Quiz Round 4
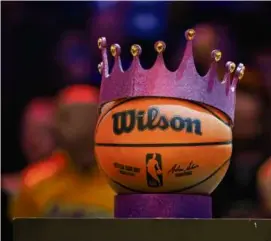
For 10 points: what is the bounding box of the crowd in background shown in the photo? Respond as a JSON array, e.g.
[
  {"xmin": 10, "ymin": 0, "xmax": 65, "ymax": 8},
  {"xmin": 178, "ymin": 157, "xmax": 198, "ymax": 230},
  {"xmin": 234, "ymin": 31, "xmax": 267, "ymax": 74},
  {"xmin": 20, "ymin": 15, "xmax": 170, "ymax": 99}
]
[{"xmin": 2, "ymin": 1, "xmax": 271, "ymax": 240}]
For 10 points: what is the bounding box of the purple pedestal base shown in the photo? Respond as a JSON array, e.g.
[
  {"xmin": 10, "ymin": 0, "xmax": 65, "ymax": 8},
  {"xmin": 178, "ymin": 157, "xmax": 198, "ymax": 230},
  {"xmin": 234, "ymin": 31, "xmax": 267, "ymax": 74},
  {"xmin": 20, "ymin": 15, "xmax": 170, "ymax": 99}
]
[{"xmin": 115, "ymin": 194, "xmax": 212, "ymax": 218}]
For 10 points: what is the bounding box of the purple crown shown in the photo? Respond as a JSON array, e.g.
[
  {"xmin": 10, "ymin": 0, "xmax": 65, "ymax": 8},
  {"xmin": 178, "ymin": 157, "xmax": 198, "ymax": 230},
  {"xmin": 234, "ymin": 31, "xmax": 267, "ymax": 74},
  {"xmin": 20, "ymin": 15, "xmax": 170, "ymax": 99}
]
[{"xmin": 97, "ymin": 29, "xmax": 245, "ymax": 124}]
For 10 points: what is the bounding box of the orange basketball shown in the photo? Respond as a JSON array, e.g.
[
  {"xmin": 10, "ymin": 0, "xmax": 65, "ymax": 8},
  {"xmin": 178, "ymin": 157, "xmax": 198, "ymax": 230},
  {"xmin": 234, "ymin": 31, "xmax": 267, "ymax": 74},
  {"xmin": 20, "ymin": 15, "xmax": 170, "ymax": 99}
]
[{"xmin": 95, "ymin": 97, "xmax": 232, "ymax": 194}]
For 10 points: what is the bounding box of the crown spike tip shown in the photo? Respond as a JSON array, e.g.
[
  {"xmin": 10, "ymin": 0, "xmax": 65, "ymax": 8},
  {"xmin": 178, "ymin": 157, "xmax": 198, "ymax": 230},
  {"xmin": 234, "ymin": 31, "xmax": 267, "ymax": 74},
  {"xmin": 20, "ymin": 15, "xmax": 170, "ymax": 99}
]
[
  {"xmin": 206, "ymin": 49, "xmax": 222, "ymax": 92},
  {"xmin": 131, "ymin": 44, "xmax": 142, "ymax": 57},
  {"xmin": 211, "ymin": 49, "xmax": 222, "ymax": 62},
  {"xmin": 110, "ymin": 44, "xmax": 121, "ymax": 57},
  {"xmin": 224, "ymin": 61, "xmax": 236, "ymax": 95},
  {"xmin": 98, "ymin": 37, "xmax": 109, "ymax": 76},
  {"xmin": 231, "ymin": 63, "xmax": 245, "ymax": 90},
  {"xmin": 185, "ymin": 29, "xmax": 196, "ymax": 41},
  {"xmin": 235, "ymin": 63, "xmax": 245, "ymax": 80},
  {"xmin": 154, "ymin": 41, "xmax": 166, "ymax": 54},
  {"xmin": 97, "ymin": 37, "xmax": 107, "ymax": 50},
  {"xmin": 236, "ymin": 63, "xmax": 245, "ymax": 80},
  {"xmin": 110, "ymin": 43, "xmax": 123, "ymax": 72},
  {"xmin": 226, "ymin": 61, "xmax": 236, "ymax": 74}
]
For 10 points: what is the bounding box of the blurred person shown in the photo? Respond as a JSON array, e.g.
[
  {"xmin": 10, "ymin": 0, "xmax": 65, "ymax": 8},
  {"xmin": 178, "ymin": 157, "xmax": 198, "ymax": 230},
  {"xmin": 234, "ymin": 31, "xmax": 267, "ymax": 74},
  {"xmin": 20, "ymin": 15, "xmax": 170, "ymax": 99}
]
[
  {"xmin": 2, "ymin": 98, "xmax": 56, "ymax": 196},
  {"xmin": 169, "ymin": 22, "xmax": 240, "ymax": 91},
  {"xmin": 234, "ymin": 82, "xmax": 262, "ymax": 140},
  {"xmin": 193, "ymin": 24, "xmax": 221, "ymax": 75},
  {"xmin": 233, "ymin": 71, "xmax": 270, "ymax": 196},
  {"xmin": 195, "ymin": 24, "xmax": 235, "ymax": 70},
  {"xmin": 11, "ymin": 85, "xmax": 115, "ymax": 218},
  {"xmin": 171, "ymin": 23, "xmax": 234, "ymax": 77},
  {"xmin": 213, "ymin": 69, "xmax": 270, "ymax": 217},
  {"xmin": 21, "ymin": 98, "xmax": 57, "ymax": 163}
]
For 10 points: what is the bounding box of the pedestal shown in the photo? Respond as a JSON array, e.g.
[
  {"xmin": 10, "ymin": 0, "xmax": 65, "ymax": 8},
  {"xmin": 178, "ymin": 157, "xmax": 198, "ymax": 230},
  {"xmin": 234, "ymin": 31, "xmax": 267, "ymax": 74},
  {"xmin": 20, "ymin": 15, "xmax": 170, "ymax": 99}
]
[{"xmin": 114, "ymin": 194, "xmax": 212, "ymax": 218}]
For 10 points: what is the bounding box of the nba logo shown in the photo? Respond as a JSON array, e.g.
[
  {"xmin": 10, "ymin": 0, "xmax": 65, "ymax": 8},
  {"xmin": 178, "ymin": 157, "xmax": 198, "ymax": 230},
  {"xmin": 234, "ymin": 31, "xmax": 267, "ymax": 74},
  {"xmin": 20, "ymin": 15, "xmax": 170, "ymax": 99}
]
[{"xmin": 146, "ymin": 153, "xmax": 163, "ymax": 187}]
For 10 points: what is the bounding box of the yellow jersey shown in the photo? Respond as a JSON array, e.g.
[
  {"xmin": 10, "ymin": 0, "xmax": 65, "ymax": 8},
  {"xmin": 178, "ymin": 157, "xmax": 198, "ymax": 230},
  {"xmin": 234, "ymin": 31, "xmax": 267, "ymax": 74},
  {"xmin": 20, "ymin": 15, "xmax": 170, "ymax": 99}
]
[{"xmin": 11, "ymin": 151, "xmax": 115, "ymax": 218}]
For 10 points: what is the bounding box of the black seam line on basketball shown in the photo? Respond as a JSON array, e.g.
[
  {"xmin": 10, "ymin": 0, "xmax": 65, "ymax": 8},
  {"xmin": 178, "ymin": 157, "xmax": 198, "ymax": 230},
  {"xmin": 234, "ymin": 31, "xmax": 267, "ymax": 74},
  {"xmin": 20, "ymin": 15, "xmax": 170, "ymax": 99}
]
[
  {"xmin": 95, "ymin": 141, "xmax": 232, "ymax": 147},
  {"xmin": 101, "ymin": 158, "xmax": 230, "ymax": 194},
  {"xmin": 194, "ymin": 102, "xmax": 231, "ymax": 128}
]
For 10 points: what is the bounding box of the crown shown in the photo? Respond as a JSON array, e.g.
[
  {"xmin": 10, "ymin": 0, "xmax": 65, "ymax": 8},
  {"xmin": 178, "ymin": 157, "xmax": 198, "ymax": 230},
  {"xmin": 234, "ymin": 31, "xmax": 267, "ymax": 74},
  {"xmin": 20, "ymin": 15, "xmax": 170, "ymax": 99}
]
[{"xmin": 97, "ymin": 29, "xmax": 245, "ymax": 124}]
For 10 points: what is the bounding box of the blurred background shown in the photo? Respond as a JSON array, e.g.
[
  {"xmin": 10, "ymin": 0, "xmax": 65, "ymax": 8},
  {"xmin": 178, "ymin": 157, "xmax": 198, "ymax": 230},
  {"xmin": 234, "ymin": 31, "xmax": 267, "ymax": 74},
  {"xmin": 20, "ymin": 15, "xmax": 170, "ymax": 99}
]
[{"xmin": 2, "ymin": 1, "xmax": 271, "ymax": 238}]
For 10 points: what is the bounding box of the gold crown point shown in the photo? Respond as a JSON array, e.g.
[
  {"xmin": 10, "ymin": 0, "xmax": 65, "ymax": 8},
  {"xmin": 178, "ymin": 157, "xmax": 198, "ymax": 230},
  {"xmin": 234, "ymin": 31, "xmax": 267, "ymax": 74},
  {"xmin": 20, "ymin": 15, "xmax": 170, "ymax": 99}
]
[
  {"xmin": 226, "ymin": 61, "xmax": 236, "ymax": 73},
  {"xmin": 154, "ymin": 41, "xmax": 166, "ymax": 53},
  {"xmin": 97, "ymin": 38, "xmax": 102, "ymax": 49},
  {"xmin": 110, "ymin": 44, "xmax": 117, "ymax": 57},
  {"xmin": 237, "ymin": 64, "xmax": 245, "ymax": 80},
  {"xmin": 98, "ymin": 62, "xmax": 103, "ymax": 74},
  {"xmin": 185, "ymin": 29, "xmax": 196, "ymax": 40},
  {"xmin": 131, "ymin": 44, "xmax": 141, "ymax": 57},
  {"xmin": 97, "ymin": 37, "xmax": 106, "ymax": 50},
  {"xmin": 211, "ymin": 50, "xmax": 222, "ymax": 62}
]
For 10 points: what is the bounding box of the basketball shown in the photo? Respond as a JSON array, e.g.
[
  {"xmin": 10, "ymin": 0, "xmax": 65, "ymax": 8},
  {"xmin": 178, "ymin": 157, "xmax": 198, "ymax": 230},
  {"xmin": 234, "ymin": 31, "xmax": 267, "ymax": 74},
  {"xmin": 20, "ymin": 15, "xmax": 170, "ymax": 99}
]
[{"xmin": 95, "ymin": 97, "xmax": 232, "ymax": 194}]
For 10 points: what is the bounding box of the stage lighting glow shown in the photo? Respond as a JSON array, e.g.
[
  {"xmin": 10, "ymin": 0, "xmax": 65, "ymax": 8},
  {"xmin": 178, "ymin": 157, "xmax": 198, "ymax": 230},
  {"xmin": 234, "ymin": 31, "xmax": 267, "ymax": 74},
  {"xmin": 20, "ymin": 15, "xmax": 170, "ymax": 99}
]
[{"xmin": 132, "ymin": 13, "xmax": 158, "ymax": 31}]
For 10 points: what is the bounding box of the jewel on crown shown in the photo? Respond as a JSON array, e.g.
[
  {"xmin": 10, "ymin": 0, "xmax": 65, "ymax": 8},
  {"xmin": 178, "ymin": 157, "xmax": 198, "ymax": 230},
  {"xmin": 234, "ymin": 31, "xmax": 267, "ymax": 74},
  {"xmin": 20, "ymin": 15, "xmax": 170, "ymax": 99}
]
[{"xmin": 97, "ymin": 29, "xmax": 245, "ymax": 125}]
